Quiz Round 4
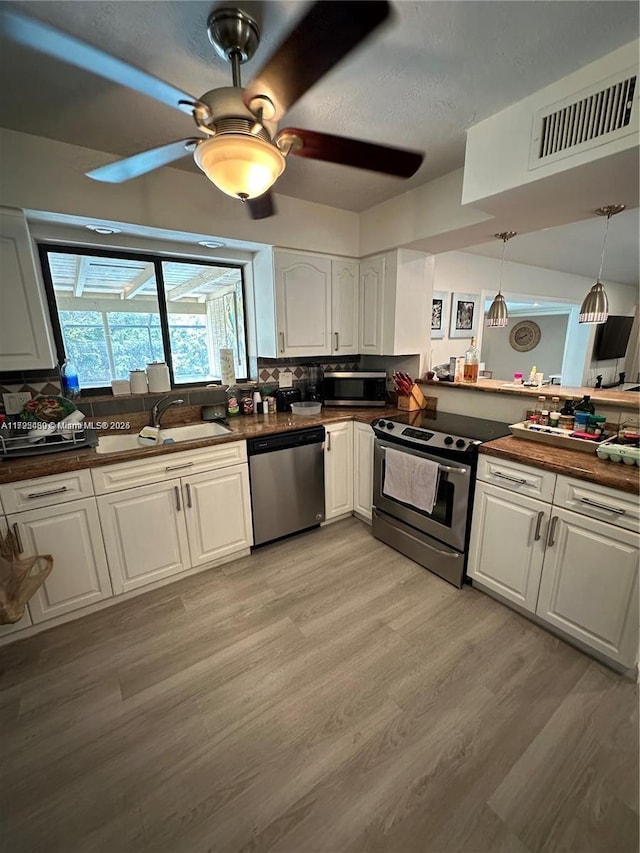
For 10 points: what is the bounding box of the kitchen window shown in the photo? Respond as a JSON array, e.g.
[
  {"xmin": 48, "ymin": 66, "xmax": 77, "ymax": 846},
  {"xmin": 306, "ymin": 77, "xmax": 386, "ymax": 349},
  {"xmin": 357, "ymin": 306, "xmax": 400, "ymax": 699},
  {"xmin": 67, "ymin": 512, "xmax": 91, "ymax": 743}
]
[{"xmin": 38, "ymin": 245, "xmax": 248, "ymax": 391}]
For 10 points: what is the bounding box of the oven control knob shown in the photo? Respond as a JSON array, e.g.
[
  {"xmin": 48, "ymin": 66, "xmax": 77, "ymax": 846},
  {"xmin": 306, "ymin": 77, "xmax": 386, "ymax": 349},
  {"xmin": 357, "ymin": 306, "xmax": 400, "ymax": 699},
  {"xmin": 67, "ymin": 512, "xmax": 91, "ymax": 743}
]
[
  {"xmin": 444, "ymin": 436, "xmax": 454, "ymax": 445},
  {"xmin": 456, "ymin": 438, "xmax": 466, "ymax": 448},
  {"xmin": 377, "ymin": 419, "xmax": 386, "ymax": 428},
  {"xmin": 386, "ymin": 422, "xmax": 394, "ymax": 430}
]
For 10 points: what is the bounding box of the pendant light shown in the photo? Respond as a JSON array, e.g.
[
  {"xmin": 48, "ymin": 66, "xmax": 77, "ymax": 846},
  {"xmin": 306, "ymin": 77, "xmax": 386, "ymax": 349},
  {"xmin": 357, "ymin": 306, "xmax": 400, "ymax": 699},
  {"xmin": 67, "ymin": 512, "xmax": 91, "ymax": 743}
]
[
  {"xmin": 486, "ymin": 231, "xmax": 517, "ymax": 328},
  {"xmin": 579, "ymin": 204, "xmax": 625, "ymax": 324}
]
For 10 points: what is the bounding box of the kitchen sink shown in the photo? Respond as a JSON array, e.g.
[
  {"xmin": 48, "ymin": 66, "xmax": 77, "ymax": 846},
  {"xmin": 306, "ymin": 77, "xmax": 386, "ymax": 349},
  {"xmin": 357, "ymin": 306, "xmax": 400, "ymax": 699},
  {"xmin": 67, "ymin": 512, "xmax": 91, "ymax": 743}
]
[{"xmin": 95, "ymin": 421, "xmax": 232, "ymax": 454}]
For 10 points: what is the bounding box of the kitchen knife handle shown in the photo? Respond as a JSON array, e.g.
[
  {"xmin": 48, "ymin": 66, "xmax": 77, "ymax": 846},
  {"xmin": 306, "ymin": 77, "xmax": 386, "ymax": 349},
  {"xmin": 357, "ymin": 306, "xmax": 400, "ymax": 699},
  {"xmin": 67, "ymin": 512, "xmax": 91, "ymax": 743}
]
[
  {"xmin": 279, "ymin": 331, "xmax": 285, "ymax": 354},
  {"xmin": 534, "ymin": 510, "xmax": 544, "ymax": 542},
  {"xmin": 334, "ymin": 332, "xmax": 339, "ymax": 351},
  {"xmin": 547, "ymin": 515, "xmax": 558, "ymax": 547},
  {"xmin": 12, "ymin": 523, "xmax": 24, "ymax": 554},
  {"xmin": 174, "ymin": 485, "xmax": 182, "ymax": 512}
]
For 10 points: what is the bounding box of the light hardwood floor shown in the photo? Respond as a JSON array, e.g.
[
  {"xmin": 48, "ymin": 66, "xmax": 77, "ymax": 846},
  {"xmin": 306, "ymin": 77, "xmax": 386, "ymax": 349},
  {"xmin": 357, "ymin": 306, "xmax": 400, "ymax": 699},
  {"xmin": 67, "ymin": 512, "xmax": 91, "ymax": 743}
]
[{"xmin": 0, "ymin": 518, "xmax": 637, "ymax": 853}]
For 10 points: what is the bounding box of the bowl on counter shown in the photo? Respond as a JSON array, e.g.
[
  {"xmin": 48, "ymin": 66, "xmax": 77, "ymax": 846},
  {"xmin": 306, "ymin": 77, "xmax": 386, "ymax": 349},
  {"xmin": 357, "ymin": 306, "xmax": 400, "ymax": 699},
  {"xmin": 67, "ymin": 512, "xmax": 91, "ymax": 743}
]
[{"xmin": 290, "ymin": 401, "xmax": 322, "ymax": 417}]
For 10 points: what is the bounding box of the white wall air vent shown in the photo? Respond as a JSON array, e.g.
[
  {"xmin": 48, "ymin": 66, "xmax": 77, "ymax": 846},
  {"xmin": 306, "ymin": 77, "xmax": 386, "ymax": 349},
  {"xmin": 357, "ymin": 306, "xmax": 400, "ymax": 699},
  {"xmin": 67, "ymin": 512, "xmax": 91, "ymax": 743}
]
[{"xmin": 529, "ymin": 67, "xmax": 638, "ymax": 170}]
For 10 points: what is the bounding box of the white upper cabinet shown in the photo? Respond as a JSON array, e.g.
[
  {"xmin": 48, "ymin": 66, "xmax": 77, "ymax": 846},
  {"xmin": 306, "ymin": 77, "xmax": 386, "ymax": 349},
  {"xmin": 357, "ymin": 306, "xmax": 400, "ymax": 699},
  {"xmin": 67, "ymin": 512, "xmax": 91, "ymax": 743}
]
[
  {"xmin": 331, "ymin": 259, "xmax": 359, "ymax": 356},
  {"xmin": 359, "ymin": 249, "xmax": 431, "ymax": 355},
  {"xmin": 0, "ymin": 208, "xmax": 56, "ymax": 371},
  {"xmin": 274, "ymin": 250, "xmax": 332, "ymax": 357}
]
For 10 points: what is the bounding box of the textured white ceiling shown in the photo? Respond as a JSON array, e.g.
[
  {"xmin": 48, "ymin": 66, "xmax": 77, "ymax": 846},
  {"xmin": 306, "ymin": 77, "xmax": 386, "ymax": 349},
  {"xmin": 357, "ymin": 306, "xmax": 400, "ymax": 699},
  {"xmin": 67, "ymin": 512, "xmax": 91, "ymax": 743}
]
[
  {"xmin": 1, "ymin": 0, "xmax": 638, "ymax": 211},
  {"xmin": 465, "ymin": 207, "xmax": 640, "ymax": 287}
]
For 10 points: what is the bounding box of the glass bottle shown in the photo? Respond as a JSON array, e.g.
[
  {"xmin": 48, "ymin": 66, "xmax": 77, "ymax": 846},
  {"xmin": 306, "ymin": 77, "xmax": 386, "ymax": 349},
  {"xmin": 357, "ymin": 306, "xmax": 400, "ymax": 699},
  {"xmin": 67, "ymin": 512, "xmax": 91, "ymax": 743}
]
[
  {"xmin": 535, "ymin": 395, "xmax": 547, "ymax": 425},
  {"xmin": 575, "ymin": 395, "xmax": 596, "ymax": 415},
  {"xmin": 463, "ymin": 337, "xmax": 480, "ymax": 383},
  {"xmin": 226, "ymin": 385, "xmax": 240, "ymax": 417},
  {"xmin": 549, "ymin": 397, "xmax": 561, "ymax": 427},
  {"xmin": 560, "ymin": 397, "xmax": 575, "ymax": 416},
  {"xmin": 60, "ymin": 359, "xmax": 80, "ymax": 399}
]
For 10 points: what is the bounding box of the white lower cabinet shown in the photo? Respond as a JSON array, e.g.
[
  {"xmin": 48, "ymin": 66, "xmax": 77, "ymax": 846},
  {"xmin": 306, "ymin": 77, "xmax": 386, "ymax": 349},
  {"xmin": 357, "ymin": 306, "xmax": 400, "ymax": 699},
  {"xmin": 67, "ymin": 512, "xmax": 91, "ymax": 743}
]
[
  {"xmin": 324, "ymin": 421, "xmax": 354, "ymax": 520},
  {"xmin": 353, "ymin": 422, "xmax": 374, "ymax": 522},
  {"xmin": 97, "ymin": 458, "xmax": 253, "ymax": 593},
  {"xmin": 536, "ymin": 507, "xmax": 638, "ymax": 666},
  {"xmin": 469, "ymin": 459, "xmax": 639, "ymax": 669},
  {"xmin": 97, "ymin": 480, "xmax": 191, "ymax": 594},
  {"xmin": 183, "ymin": 465, "xmax": 253, "ymax": 568},
  {"xmin": 8, "ymin": 498, "xmax": 112, "ymax": 623},
  {"xmin": 468, "ymin": 482, "xmax": 546, "ymax": 612}
]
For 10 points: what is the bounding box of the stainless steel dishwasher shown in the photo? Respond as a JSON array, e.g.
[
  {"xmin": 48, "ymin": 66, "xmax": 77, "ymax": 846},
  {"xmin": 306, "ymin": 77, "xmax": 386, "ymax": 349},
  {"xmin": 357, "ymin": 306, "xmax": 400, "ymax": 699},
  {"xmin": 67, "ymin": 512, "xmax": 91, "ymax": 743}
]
[{"xmin": 247, "ymin": 426, "xmax": 326, "ymax": 546}]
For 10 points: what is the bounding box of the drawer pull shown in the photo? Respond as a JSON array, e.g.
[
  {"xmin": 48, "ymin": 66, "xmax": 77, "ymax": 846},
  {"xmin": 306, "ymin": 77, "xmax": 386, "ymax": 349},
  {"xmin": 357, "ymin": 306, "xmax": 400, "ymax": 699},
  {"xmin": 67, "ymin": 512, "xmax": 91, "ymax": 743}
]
[
  {"xmin": 494, "ymin": 471, "xmax": 528, "ymax": 485},
  {"xmin": 27, "ymin": 486, "xmax": 68, "ymax": 499},
  {"xmin": 185, "ymin": 483, "xmax": 192, "ymax": 509},
  {"xmin": 579, "ymin": 497, "xmax": 626, "ymax": 516},
  {"xmin": 534, "ymin": 510, "xmax": 544, "ymax": 542},
  {"xmin": 547, "ymin": 515, "xmax": 558, "ymax": 547},
  {"xmin": 174, "ymin": 485, "xmax": 182, "ymax": 512},
  {"xmin": 165, "ymin": 462, "xmax": 194, "ymax": 472},
  {"xmin": 12, "ymin": 523, "xmax": 24, "ymax": 554}
]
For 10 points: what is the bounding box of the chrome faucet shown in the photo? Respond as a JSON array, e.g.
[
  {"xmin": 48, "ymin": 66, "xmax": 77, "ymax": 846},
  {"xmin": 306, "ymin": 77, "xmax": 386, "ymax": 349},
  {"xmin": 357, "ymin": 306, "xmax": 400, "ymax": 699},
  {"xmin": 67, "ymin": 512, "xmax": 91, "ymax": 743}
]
[{"xmin": 152, "ymin": 395, "xmax": 184, "ymax": 428}]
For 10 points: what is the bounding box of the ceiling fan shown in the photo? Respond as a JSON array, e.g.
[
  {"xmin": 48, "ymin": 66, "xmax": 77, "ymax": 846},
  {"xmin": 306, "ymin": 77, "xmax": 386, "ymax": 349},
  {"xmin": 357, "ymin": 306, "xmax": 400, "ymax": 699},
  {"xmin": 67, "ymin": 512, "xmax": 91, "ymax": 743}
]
[{"xmin": 0, "ymin": 1, "xmax": 424, "ymax": 220}]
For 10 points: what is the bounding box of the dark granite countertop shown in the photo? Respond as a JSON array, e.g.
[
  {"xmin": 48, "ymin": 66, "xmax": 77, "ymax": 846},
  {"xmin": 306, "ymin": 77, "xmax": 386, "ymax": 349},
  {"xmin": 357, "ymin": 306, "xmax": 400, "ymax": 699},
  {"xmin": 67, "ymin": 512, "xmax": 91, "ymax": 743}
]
[
  {"xmin": 481, "ymin": 435, "xmax": 640, "ymax": 495},
  {"xmin": 0, "ymin": 407, "xmax": 393, "ymax": 485}
]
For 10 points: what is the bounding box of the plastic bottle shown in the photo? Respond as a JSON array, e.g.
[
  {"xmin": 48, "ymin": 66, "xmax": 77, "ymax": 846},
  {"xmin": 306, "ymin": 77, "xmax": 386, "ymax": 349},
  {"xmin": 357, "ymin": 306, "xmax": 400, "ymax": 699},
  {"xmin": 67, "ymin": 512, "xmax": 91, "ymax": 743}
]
[
  {"xmin": 463, "ymin": 337, "xmax": 479, "ymax": 383},
  {"xmin": 528, "ymin": 365, "xmax": 537, "ymax": 385},
  {"xmin": 226, "ymin": 385, "xmax": 240, "ymax": 417},
  {"xmin": 60, "ymin": 359, "xmax": 80, "ymax": 399},
  {"xmin": 252, "ymin": 389, "xmax": 262, "ymax": 414}
]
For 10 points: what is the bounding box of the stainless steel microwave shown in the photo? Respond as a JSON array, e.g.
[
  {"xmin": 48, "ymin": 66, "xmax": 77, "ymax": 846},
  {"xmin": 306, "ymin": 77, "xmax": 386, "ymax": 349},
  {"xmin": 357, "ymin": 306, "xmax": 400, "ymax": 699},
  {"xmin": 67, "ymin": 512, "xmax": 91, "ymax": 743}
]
[{"xmin": 322, "ymin": 371, "xmax": 387, "ymax": 407}]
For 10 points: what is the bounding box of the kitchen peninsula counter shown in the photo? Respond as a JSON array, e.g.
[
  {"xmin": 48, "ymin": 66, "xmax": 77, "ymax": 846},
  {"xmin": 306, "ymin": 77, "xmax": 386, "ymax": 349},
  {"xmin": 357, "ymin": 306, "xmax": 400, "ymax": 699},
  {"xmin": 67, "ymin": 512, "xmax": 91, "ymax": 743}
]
[
  {"xmin": 481, "ymin": 435, "xmax": 640, "ymax": 495},
  {"xmin": 0, "ymin": 407, "xmax": 395, "ymax": 485},
  {"xmin": 418, "ymin": 377, "xmax": 640, "ymax": 411}
]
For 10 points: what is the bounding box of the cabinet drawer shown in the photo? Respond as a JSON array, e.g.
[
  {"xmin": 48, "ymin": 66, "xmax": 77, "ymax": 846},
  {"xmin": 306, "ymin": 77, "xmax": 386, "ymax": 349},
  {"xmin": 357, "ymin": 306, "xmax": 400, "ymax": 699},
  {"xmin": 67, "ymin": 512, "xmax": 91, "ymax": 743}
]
[
  {"xmin": 477, "ymin": 456, "xmax": 556, "ymax": 503},
  {"xmin": 91, "ymin": 441, "xmax": 247, "ymax": 495},
  {"xmin": 554, "ymin": 475, "xmax": 639, "ymax": 533},
  {"xmin": 0, "ymin": 469, "xmax": 94, "ymax": 513}
]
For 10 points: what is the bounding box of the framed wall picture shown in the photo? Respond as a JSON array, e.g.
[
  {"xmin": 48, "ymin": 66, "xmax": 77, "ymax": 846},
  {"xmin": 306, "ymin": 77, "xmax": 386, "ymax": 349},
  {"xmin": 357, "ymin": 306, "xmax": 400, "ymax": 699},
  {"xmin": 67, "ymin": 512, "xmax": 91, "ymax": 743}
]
[
  {"xmin": 431, "ymin": 291, "xmax": 448, "ymax": 339},
  {"xmin": 449, "ymin": 292, "xmax": 480, "ymax": 339}
]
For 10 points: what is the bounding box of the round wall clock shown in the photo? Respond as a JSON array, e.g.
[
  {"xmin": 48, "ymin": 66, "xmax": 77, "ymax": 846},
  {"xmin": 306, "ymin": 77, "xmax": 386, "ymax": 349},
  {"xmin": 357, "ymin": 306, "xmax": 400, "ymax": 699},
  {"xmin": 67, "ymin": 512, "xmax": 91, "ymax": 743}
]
[{"xmin": 509, "ymin": 320, "xmax": 541, "ymax": 352}]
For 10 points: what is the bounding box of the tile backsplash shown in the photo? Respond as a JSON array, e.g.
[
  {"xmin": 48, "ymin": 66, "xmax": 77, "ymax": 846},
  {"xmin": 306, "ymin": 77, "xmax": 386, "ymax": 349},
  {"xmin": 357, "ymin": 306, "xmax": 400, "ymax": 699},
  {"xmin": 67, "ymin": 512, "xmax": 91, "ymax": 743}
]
[{"xmin": 0, "ymin": 369, "xmax": 61, "ymax": 399}]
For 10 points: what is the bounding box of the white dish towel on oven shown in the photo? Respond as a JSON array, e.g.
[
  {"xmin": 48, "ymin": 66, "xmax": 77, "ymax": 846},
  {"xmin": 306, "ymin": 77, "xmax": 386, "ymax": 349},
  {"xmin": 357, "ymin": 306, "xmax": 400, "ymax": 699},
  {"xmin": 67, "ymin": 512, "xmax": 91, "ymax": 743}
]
[{"xmin": 383, "ymin": 446, "xmax": 440, "ymax": 514}]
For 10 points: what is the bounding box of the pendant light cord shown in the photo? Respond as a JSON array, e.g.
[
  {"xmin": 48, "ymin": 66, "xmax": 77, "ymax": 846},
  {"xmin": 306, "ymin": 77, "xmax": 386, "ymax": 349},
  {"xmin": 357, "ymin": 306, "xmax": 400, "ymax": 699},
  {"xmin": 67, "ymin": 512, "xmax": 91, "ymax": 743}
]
[
  {"xmin": 597, "ymin": 213, "xmax": 611, "ymax": 282},
  {"xmin": 498, "ymin": 236, "xmax": 507, "ymax": 294}
]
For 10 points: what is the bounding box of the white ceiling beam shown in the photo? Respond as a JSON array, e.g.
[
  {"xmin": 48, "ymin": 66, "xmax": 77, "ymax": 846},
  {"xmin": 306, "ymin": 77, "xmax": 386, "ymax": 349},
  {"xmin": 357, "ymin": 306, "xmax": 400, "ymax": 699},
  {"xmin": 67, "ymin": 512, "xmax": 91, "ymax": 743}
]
[
  {"xmin": 166, "ymin": 267, "xmax": 235, "ymax": 300},
  {"xmin": 74, "ymin": 255, "xmax": 91, "ymax": 297},
  {"xmin": 121, "ymin": 263, "xmax": 156, "ymax": 300}
]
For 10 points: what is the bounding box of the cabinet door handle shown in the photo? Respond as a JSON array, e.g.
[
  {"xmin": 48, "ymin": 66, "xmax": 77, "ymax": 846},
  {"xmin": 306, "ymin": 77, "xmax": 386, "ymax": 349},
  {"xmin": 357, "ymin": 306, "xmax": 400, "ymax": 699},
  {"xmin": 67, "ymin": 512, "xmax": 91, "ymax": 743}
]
[
  {"xmin": 547, "ymin": 515, "xmax": 558, "ymax": 547},
  {"xmin": 174, "ymin": 485, "xmax": 182, "ymax": 512},
  {"xmin": 185, "ymin": 483, "xmax": 192, "ymax": 509},
  {"xmin": 327, "ymin": 432, "xmax": 332, "ymax": 451},
  {"xmin": 334, "ymin": 331, "xmax": 339, "ymax": 351},
  {"xmin": 279, "ymin": 331, "xmax": 285, "ymax": 353},
  {"xmin": 12, "ymin": 523, "xmax": 24, "ymax": 554},
  {"xmin": 27, "ymin": 486, "xmax": 68, "ymax": 499},
  {"xmin": 165, "ymin": 462, "xmax": 194, "ymax": 472},
  {"xmin": 534, "ymin": 510, "xmax": 544, "ymax": 541},
  {"xmin": 579, "ymin": 496, "xmax": 625, "ymax": 515},
  {"xmin": 495, "ymin": 471, "xmax": 528, "ymax": 485}
]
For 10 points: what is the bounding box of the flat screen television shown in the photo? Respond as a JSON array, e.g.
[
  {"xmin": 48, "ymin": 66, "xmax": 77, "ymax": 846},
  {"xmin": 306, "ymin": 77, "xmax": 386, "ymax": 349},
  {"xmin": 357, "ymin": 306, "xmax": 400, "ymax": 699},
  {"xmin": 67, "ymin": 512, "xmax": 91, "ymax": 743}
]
[{"xmin": 592, "ymin": 314, "xmax": 634, "ymax": 361}]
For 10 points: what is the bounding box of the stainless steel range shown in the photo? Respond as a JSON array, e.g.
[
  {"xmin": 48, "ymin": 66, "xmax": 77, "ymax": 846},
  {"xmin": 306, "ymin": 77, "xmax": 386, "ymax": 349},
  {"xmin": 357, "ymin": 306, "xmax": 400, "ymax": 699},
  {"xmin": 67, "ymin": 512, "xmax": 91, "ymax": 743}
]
[{"xmin": 371, "ymin": 411, "xmax": 510, "ymax": 587}]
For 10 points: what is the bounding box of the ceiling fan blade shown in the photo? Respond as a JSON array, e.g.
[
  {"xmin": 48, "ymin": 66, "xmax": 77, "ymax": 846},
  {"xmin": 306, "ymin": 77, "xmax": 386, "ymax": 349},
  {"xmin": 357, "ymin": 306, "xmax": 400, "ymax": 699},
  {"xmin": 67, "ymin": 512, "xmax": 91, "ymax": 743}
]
[
  {"xmin": 244, "ymin": 0, "xmax": 391, "ymax": 120},
  {"xmin": 0, "ymin": 8, "xmax": 203, "ymax": 115},
  {"xmin": 278, "ymin": 128, "xmax": 423, "ymax": 178},
  {"xmin": 246, "ymin": 192, "xmax": 276, "ymax": 220},
  {"xmin": 86, "ymin": 139, "xmax": 200, "ymax": 183}
]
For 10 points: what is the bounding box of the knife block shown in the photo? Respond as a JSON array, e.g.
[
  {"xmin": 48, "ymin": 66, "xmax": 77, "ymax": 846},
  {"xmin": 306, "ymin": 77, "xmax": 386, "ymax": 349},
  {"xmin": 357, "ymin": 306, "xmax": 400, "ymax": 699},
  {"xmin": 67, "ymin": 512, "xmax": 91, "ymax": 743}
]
[{"xmin": 397, "ymin": 384, "xmax": 427, "ymax": 411}]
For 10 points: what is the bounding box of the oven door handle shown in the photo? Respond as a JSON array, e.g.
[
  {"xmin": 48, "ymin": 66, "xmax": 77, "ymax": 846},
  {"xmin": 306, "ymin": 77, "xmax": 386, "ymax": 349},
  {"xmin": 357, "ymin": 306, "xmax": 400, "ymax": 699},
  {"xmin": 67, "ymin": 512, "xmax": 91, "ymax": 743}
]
[{"xmin": 378, "ymin": 445, "xmax": 467, "ymax": 476}]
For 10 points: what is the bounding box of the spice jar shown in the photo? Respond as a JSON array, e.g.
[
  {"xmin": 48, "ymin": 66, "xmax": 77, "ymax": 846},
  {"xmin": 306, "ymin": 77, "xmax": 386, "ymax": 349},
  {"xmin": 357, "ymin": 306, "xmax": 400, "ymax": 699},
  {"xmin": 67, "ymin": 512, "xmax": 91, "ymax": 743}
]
[{"xmin": 241, "ymin": 394, "xmax": 254, "ymax": 415}]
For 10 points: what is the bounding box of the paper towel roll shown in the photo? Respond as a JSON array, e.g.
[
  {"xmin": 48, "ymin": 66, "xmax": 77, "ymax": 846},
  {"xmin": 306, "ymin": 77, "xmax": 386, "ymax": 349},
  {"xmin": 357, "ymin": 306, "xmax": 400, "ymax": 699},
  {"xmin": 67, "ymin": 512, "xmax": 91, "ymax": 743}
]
[{"xmin": 219, "ymin": 348, "xmax": 236, "ymax": 386}]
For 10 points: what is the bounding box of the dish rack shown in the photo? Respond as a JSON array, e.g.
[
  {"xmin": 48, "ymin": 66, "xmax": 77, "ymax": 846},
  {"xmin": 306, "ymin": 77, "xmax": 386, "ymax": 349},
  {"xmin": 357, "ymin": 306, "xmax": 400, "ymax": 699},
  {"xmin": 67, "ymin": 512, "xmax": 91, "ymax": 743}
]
[{"xmin": 0, "ymin": 428, "xmax": 98, "ymax": 459}]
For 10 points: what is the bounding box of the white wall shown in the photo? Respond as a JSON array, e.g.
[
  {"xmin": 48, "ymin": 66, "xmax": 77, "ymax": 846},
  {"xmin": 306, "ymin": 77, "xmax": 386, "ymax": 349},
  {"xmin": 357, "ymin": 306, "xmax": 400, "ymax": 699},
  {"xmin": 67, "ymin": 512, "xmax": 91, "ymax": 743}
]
[
  {"xmin": 428, "ymin": 251, "xmax": 638, "ymax": 384},
  {"xmin": 481, "ymin": 313, "xmax": 569, "ymax": 381}
]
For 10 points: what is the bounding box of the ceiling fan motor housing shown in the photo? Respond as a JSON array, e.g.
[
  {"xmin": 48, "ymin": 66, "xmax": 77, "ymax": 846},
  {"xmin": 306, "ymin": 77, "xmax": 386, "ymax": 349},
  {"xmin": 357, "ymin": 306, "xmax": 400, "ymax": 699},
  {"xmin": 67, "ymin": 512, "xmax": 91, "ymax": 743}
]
[{"xmin": 198, "ymin": 87, "xmax": 277, "ymax": 139}]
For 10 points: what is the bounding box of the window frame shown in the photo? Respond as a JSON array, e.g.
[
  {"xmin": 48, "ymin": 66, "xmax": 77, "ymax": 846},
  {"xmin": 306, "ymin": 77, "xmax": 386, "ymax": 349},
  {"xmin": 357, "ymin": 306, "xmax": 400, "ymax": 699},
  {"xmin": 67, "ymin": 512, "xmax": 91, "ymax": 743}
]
[{"xmin": 37, "ymin": 243, "xmax": 249, "ymax": 395}]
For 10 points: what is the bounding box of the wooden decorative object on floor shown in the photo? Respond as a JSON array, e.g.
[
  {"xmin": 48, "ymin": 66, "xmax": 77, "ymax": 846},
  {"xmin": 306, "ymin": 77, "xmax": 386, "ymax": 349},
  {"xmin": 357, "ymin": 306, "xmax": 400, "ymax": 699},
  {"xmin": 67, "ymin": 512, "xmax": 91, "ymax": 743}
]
[{"xmin": 0, "ymin": 527, "xmax": 52, "ymax": 624}]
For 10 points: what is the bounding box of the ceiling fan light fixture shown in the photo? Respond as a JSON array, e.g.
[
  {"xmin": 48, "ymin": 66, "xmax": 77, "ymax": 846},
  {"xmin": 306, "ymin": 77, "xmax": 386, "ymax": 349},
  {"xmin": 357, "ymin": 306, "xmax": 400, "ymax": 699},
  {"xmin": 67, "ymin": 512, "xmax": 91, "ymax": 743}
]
[
  {"xmin": 578, "ymin": 204, "xmax": 625, "ymax": 325},
  {"xmin": 194, "ymin": 134, "xmax": 285, "ymax": 200}
]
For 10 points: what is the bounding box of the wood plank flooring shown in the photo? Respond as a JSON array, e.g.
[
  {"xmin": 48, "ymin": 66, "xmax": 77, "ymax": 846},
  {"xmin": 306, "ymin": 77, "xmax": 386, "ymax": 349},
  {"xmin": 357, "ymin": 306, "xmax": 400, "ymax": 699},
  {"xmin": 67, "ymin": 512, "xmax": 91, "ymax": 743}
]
[{"xmin": 0, "ymin": 517, "xmax": 637, "ymax": 853}]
